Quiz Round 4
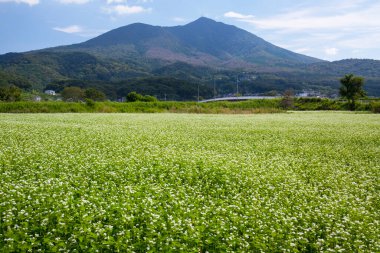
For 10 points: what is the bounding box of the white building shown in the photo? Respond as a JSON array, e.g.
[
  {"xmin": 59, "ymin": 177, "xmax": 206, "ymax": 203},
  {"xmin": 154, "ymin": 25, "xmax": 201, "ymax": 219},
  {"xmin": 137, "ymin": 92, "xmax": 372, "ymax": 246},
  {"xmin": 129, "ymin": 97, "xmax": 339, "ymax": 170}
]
[{"xmin": 44, "ymin": 90, "xmax": 56, "ymax": 96}]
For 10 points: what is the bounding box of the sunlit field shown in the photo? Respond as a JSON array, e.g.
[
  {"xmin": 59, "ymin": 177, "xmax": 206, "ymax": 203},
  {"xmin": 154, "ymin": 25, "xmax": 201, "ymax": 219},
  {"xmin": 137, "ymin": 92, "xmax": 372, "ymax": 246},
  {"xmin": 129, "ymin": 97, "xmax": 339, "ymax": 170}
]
[{"xmin": 1, "ymin": 112, "xmax": 379, "ymax": 252}]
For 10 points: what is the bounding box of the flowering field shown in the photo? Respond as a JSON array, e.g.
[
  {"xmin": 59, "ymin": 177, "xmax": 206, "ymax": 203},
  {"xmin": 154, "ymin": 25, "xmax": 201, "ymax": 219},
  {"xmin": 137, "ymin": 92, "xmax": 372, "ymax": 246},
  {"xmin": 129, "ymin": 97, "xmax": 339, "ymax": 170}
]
[{"xmin": 0, "ymin": 112, "xmax": 379, "ymax": 252}]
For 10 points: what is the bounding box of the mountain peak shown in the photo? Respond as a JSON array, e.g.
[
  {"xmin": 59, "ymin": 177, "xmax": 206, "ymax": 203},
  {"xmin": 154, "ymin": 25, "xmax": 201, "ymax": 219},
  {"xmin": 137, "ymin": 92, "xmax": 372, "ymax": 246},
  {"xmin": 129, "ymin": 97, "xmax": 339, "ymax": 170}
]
[
  {"xmin": 184, "ymin": 17, "xmax": 224, "ymax": 28},
  {"xmin": 192, "ymin": 17, "xmax": 217, "ymax": 24}
]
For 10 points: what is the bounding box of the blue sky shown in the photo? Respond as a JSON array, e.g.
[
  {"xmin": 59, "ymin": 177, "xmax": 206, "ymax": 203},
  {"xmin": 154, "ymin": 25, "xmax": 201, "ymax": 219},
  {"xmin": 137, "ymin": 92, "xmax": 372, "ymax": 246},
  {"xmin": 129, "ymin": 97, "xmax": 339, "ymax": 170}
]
[{"xmin": 1, "ymin": 0, "xmax": 379, "ymax": 61}]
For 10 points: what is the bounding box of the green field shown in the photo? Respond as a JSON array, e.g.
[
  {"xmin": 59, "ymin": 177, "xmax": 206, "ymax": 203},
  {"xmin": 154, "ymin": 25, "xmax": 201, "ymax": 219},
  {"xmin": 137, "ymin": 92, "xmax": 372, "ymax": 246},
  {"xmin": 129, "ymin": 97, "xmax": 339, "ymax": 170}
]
[{"xmin": 0, "ymin": 112, "xmax": 379, "ymax": 252}]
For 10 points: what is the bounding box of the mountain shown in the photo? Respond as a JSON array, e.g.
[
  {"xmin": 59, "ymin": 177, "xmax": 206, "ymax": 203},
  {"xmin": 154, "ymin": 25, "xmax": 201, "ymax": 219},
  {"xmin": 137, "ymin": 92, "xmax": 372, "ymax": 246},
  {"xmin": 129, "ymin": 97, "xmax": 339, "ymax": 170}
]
[
  {"xmin": 57, "ymin": 17, "xmax": 322, "ymax": 68},
  {"xmin": 0, "ymin": 17, "xmax": 379, "ymax": 98}
]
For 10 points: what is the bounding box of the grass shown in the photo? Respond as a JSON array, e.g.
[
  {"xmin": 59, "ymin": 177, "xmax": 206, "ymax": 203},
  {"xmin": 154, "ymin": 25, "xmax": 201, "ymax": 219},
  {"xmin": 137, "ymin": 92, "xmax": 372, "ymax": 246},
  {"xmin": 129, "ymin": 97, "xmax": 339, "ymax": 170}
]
[
  {"xmin": 0, "ymin": 112, "xmax": 379, "ymax": 252},
  {"xmin": 0, "ymin": 98, "xmax": 379, "ymax": 113},
  {"xmin": 0, "ymin": 100, "xmax": 282, "ymax": 114}
]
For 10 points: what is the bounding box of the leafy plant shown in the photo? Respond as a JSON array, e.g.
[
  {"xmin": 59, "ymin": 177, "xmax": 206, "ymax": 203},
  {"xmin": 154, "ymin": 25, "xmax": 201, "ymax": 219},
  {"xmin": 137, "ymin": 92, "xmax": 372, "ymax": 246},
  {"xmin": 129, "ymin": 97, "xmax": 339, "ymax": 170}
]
[
  {"xmin": 84, "ymin": 88, "xmax": 106, "ymax": 101},
  {"xmin": 126, "ymin": 91, "xmax": 158, "ymax": 102},
  {"xmin": 61, "ymin": 86, "xmax": 85, "ymax": 102},
  {"xmin": 0, "ymin": 85, "xmax": 22, "ymax": 101},
  {"xmin": 339, "ymin": 74, "xmax": 366, "ymax": 110}
]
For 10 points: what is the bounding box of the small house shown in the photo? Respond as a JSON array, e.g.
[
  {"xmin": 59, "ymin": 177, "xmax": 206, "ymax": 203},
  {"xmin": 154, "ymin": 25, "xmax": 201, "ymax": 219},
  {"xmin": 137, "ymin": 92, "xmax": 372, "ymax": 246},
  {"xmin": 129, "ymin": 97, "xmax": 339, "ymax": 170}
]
[{"xmin": 44, "ymin": 90, "xmax": 56, "ymax": 96}]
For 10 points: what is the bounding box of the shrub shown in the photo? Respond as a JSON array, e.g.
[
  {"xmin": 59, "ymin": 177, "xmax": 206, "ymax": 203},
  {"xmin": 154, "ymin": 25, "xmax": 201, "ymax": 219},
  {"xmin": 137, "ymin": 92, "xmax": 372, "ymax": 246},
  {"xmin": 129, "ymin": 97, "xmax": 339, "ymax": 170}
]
[
  {"xmin": 85, "ymin": 98, "xmax": 95, "ymax": 108},
  {"xmin": 370, "ymin": 101, "xmax": 380, "ymax": 113},
  {"xmin": 280, "ymin": 89, "xmax": 294, "ymax": 109},
  {"xmin": 126, "ymin": 92, "xmax": 158, "ymax": 102},
  {"xmin": 85, "ymin": 88, "xmax": 106, "ymax": 101},
  {"xmin": 126, "ymin": 91, "xmax": 143, "ymax": 102},
  {"xmin": 141, "ymin": 95, "xmax": 158, "ymax": 102},
  {"xmin": 0, "ymin": 85, "xmax": 22, "ymax": 102},
  {"xmin": 61, "ymin": 86, "xmax": 84, "ymax": 102}
]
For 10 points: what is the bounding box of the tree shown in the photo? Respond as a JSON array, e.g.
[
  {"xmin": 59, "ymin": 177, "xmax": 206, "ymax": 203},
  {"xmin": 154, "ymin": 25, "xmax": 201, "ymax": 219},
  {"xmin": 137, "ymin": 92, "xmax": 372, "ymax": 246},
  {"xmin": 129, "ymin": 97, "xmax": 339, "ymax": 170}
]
[
  {"xmin": 84, "ymin": 88, "xmax": 106, "ymax": 101},
  {"xmin": 280, "ymin": 89, "xmax": 294, "ymax": 109},
  {"xmin": 0, "ymin": 70, "xmax": 31, "ymax": 90},
  {"xmin": 126, "ymin": 92, "xmax": 158, "ymax": 102},
  {"xmin": 126, "ymin": 91, "xmax": 143, "ymax": 102},
  {"xmin": 61, "ymin": 86, "xmax": 84, "ymax": 102},
  {"xmin": 141, "ymin": 95, "xmax": 158, "ymax": 102},
  {"xmin": 0, "ymin": 85, "xmax": 22, "ymax": 102},
  {"xmin": 339, "ymin": 74, "xmax": 365, "ymax": 110}
]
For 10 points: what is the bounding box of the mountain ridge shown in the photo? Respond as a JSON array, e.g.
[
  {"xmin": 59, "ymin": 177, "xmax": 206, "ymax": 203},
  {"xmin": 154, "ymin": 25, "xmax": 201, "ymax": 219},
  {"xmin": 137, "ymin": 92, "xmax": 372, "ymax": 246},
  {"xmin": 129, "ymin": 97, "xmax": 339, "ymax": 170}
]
[{"xmin": 53, "ymin": 17, "xmax": 323, "ymax": 68}]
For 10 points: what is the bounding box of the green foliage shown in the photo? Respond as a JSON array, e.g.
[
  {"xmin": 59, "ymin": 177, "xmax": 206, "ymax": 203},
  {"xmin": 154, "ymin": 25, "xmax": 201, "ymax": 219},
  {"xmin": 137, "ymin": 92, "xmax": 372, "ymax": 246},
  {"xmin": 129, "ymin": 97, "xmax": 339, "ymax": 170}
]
[
  {"xmin": 61, "ymin": 86, "xmax": 85, "ymax": 102},
  {"xmin": 0, "ymin": 101, "xmax": 89, "ymax": 113},
  {"xmin": 126, "ymin": 91, "xmax": 158, "ymax": 102},
  {"xmin": 0, "ymin": 85, "xmax": 22, "ymax": 102},
  {"xmin": 84, "ymin": 88, "xmax": 106, "ymax": 101},
  {"xmin": 1, "ymin": 98, "xmax": 379, "ymax": 113},
  {"xmin": 85, "ymin": 98, "xmax": 96, "ymax": 108},
  {"xmin": 339, "ymin": 74, "xmax": 366, "ymax": 110},
  {"xmin": 46, "ymin": 77, "xmax": 205, "ymax": 101},
  {"xmin": 142, "ymin": 95, "xmax": 158, "ymax": 102},
  {"xmin": 0, "ymin": 69, "xmax": 32, "ymax": 90},
  {"xmin": 118, "ymin": 77, "xmax": 207, "ymax": 101},
  {"xmin": 0, "ymin": 113, "xmax": 379, "ymax": 251},
  {"xmin": 0, "ymin": 52, "xmax": 137, "ymax": 91},
  {"xmin": 294, "ymin": 98, "xmax": 342, "ymax": 111},
  {"xmin": 2, "ymin": 51, "xmax": 380, "ymax": 98},
  {"xmin": 126, "ymin": 91, "xmax": 142, "ymax": 102},
  {"xmin": 369, "ymin": 101, "xmax": 380, "ymax": 113},
  {"xmin": 0, "ymin": 100, "xmax": 281, "ymax": 113}
]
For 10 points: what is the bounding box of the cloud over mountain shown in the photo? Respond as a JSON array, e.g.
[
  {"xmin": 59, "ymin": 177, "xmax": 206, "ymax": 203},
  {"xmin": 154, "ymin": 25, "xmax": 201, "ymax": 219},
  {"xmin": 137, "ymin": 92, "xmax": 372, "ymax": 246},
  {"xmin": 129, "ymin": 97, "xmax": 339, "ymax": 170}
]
[{"xmin": 54, "ymin": 25, "xmax": 83, "ymax": 33}]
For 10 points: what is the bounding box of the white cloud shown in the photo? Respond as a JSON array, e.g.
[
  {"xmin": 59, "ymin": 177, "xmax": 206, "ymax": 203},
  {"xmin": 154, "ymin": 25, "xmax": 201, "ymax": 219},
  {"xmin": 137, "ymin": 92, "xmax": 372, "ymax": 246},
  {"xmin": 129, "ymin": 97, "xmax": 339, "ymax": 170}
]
[
  {"xmin": 337, "ymin": 32, "xmax": 380, "ymax": 50},
  {"xmin": 228, "ymin": 0, "xmax": 380, "ymax": 32},
  {"xmin": 224, "ymin": 0, "xmax": 380, "ymax": 60},
  {"xmin": 58, "ymin": 0, "xmax": 91, "ymax": 3},
  {"xmin": 106, "ymin": 0, "xmax": 125, "ymax": 4},
  {"xmin": 105, "ymin": 0, "xmax": 152, "ymax": 6},
  {"xmin": 0, "ymin": 0, "xmax": 39, "ymax": 6},
  {"xmin": 53, "ymin": 25, "xmax": 107, "ymax": 38},
  {"xmin": 53, "ymin": 25, "xmax": 106, "ymax": 37},
  {"xmin": 294, "ymin": 48, "xmax": 311, "ymax": 54},
  {"xmin": 173, "ymin": 17, "xmax": 186, "ymax": 23},
  {"xmin": 325, "ymin": 47, "xmax": 339, "ymax": 56},
  {"xmin": 224, "ymin": 11, "xmax": 254, "ymax": 20},
  {"xmin": 224, "ymin": 6, "xmax": 380, "ymax": 32},
  {"xmin": 104, "ymin": 4, "xmax": 151, "ymax": 15},
  {"xmin": 54, "ymin": 25, "xmax": 83, "ymax": 34}
]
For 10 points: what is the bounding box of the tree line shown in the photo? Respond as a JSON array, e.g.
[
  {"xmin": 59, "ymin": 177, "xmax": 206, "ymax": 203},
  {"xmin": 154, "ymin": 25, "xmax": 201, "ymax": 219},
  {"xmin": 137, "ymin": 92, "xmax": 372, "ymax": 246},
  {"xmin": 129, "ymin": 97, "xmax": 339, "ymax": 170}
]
[
  {"xmin": 0, "ymin": 74, "xmax": 370, "ymax": 112},
  {"xmin": 60, "ymin": 87, "xmax": 158, "ymax": 102}
]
